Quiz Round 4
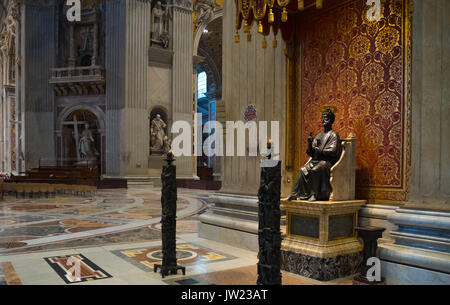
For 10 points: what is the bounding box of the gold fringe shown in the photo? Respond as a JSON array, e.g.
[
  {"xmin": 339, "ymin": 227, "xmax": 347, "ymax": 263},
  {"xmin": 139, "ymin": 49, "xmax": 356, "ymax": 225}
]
[
  {"xmin": 247, "ymin": 33, "xmax": 252, "ymax": 42},
  {"xmin": 258, "ymin": 21, "xmax": 263, "ymax": 34},
  {"xmin": 235, "ymin": 32, "xmax": 240, "ymax": 43},
  {"xmin": 282, "ymin": 7, "xmax": 288, "ymax": 22},
  {"xmin": 273, "ymin": 38, "xmax": 277, "ymax": 48},
  {"xmin": 262, "ymin": 37, "xmax": 267, "ymax": 49},
  {"xmin": 244, "ymin": 22, "xmax": 250, "ymax": 33},
  {"xmin": 268, "ymin": 8, "xmax": 274, "ymax": 24}
]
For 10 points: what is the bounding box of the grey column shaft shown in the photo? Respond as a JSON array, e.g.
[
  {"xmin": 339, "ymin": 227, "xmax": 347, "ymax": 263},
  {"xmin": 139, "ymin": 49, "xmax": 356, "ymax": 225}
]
[{"xmin": 172, "ymin": 2, "xmax": 195, "ymax": 178}]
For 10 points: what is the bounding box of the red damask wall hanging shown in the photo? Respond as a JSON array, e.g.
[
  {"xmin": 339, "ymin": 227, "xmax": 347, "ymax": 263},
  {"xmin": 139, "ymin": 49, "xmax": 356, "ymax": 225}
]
[{"xmin": 298, "ymin": 0, "xmax": 412, "ymax": 202}]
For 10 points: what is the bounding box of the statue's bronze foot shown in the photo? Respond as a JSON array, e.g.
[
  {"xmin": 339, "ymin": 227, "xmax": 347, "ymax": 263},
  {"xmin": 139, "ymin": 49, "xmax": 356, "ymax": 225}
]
[
  {"xmin": 287, "ymin": 195, "xmax": 297, "ymax": 201},
  {"xmin": 308, "ymin": 195, "xmax": 317, "ymax": 202}
]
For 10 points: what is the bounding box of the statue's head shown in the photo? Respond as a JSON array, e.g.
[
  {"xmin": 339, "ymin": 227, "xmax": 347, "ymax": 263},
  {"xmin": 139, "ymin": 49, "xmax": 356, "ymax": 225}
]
[
  {"xmin": 156, "ymin": 1, "xmax": 162, "ymax": 7},
  {"xmin": 156, "ymin": 114, "xmax": 161, "ymax": 120},
  {"xmin": 321, "ymin": 109, "xmax": 335, "ymax": 127},
  {"xmin": 84, "ymin": 123, "xmax": 89, "ymax": 129}
]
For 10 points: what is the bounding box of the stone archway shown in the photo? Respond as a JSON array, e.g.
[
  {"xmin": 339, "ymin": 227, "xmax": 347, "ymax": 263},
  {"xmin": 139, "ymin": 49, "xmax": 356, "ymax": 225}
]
[
  {"xmin": 193, "ymin": 10, "xmax": 223, "ymax": 180},
  {"xmin": 56, "ymin": 105, "xmax": 106, "ymax": 174}
]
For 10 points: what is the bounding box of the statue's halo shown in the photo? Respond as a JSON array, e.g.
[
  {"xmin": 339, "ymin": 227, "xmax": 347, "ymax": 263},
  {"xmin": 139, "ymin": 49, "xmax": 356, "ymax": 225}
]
[{"xmin": 319, "ymin": 105, "xmax": 338, "ymax": 114}]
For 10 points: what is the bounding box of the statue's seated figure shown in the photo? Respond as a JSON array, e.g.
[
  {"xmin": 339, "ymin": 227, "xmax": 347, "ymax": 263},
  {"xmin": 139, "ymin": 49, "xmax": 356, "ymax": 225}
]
[{"xmin": 288, "ymin": 109, "xmax": 341, "ymax": 202}]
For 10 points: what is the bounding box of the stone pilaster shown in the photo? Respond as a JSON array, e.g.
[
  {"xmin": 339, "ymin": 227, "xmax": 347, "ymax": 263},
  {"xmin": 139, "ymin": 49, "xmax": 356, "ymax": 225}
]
[
  {"xmin": 123, "ymin": 0, "xmax": 151, "ymax": 175},
  {"xmin": 171, "ymin": 0, "xmax": 196, "ymax": 178},
  {"xmin": 219, "ymin": 0, "xmax": 286, "ymax": 196},
  {"xmin": 105, "ymin": 0, "xmax": 126, "ymax": 176},
  {"xmin": 199, "ymin": 0, "xmax": 287, "ymax": 250},
  {"xmin": 410, "ymin": 0, "xmax": 450, "ymax": 207},
  {"xmin": 105, "ymin": 0, "xmax": 151, "ymax": 177},
  {"xmin": 22, "ymin": 1, "xmax": 56, "ymax": 170}
]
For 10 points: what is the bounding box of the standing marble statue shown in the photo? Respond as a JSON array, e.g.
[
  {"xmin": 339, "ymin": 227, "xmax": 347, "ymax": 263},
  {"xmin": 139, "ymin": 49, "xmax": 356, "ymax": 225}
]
[
  {"xmin": 151, "ymin": 1, "xmax": 171, "ymax": 48},
  {"xmin": 151, "ymin": 114, "xmax": 167, "ymax": 152},
  {"xmin": 287, "ymin": 109, "xmax": 341, "ymax": 202},
  {"xmin": 79, "ymin": 123, "xmax": 98, "ymax": 161},
  {"xmin": 152, "ymin": 2, "xmax": 165, "ymax": 41}
]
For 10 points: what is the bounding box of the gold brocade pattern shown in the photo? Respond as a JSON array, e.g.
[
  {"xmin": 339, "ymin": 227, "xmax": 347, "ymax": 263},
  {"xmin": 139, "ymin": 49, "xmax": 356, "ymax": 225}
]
[{"xmin": 298, "ymin": 0, "xmax": 412, "ymax": 202}]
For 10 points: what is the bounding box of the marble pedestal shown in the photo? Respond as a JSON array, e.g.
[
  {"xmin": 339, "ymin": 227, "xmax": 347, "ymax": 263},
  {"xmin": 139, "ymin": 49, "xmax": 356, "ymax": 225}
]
[
  {"xmin": 198, "ymin": 193, "xmax": 259, "ymax": 251},
  {"xmin": 280, "ymin": 199, "xmax": 366, "ymax": 281}
]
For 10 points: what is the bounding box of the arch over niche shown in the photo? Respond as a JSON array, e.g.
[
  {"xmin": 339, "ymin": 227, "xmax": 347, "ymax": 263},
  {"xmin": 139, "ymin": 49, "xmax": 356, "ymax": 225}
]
[
  {"xmin": 56, "ymin": 105, "xmax": 106, "ymax": 174},
  {"xmin": 57, "ymin": 104, "xmax": 106, "ymax": 132}
]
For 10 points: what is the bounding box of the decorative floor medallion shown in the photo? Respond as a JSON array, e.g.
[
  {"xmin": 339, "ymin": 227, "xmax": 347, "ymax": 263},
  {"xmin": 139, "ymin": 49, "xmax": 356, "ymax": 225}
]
[
  {"xmin": 112, "ymin": 243, "xmax": 235, "ymax": 272},
  {"xmin": 44, "ymin": 254, "xmax": 112, "ymax": 284}
]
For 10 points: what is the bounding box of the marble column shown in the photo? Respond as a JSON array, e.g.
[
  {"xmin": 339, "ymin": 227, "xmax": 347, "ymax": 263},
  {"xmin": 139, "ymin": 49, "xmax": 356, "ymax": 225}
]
[
  {"xmin": 171, "ymin": 0, "xmax": 196, "ymax": 178},
  {"xmin": 22, "ymin": 1, "xmax": 56, "ymax": 170},
  {"xmin": 198, "ymin": 0, "xmax": 287, "ymax": 251}
]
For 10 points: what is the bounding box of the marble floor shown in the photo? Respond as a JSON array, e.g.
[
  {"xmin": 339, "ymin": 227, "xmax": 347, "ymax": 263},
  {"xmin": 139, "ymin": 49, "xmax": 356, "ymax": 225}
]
[{"xmin": 0, "ymin": 186, "xmax": 353, "ymax": 285}]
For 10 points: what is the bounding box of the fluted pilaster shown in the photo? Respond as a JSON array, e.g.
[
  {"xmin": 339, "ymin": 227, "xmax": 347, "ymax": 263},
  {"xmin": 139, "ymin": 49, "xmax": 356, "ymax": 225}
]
[
  {"xmin": 172, "ymin": 0, "xmax": 196, "ymax": 178},
  {"xmin": 220, "ymin": 0, "xmax": 286, "ymax": 196}
]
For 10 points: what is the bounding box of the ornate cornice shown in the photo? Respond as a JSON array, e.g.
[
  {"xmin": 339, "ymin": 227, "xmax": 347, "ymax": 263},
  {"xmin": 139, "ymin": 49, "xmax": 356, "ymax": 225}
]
[{"xmin": 171, "ymin": 0, "xmax": 193, "ymax": 12}]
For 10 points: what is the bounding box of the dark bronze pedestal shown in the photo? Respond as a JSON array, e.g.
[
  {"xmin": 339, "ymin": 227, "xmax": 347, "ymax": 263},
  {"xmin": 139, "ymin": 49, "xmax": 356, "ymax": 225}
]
[
  {"xmin": 257, "ymin": 159, "xmax": 282, "ymax": 285},
  {"xmin": 154, "ymin": 153, "xmax": 186, "ymax": 278},
  {"xmin": 353, "ymin": 226, "xmax": 385, "ymax": 285}
]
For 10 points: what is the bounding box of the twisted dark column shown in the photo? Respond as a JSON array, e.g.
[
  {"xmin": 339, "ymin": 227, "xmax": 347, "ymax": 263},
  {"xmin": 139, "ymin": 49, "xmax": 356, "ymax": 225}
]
[
  {"xmin": 154, "ymin": 151, "xmax": 186, "ymax": 278},
  {"xmin": 257, "ymin": 142, "xmax": 282, "ymax": 285}
]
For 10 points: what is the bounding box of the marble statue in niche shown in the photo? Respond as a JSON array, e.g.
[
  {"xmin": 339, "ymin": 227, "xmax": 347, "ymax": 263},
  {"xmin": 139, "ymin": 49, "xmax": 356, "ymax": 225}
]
[
  {"xmin": 78, "ymin": 123, "xmax": 99, "ymax": 162},
  {"xmin": 151, "ymin": 1, "xmax": 172, "ymax": 48},
  {"xmin": 287, "ymin": 109, "xmax": 341, "ymax": 202},
  {"xmin": 150, "ymin": 114, "xmax": 168, "ymax": 153}
]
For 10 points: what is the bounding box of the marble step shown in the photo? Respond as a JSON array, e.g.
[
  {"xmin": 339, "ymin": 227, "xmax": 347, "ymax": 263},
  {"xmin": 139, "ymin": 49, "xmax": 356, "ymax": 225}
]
[{"xmin": 125, "ymin": 177, "xmax": 154, "ymax": 187}]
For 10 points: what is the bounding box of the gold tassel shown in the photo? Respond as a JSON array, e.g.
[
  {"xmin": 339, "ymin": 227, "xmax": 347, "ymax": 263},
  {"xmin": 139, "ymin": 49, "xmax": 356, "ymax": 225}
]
[
  {"xmin": 247, "ymin": 33, "xmax": 252, "ymax": 42},
  {"xmin": 273, "ymin": 38, "xmax": 277, "ymax": 48},
  {"xmin": 258, "ymin": 21, "xmax": 263, "ymax": 34},
  {"xmin": 316, "ymin": 0, "xmax": 323, "ymax": 9},
  {"xmin": 298, "ymin": 0, "xmax": 304, "ymax": 10},
  {"xmin": 268, "ymin": 8, "xmax": 274, "ymax": 24},
  {"xmin": 244, "ymin": 22, "xmax": 250, "ymax": 33},
  {"xmin": 282, "ymin": 7, "xmax": 288, "ymax": 22},
  {"xmin": 235, "ymin": 32, "xmax": 240, "ymax": 43},
  {"xmin": 262, "ymin": 37, "xmax": 267, "ymax": 49}
]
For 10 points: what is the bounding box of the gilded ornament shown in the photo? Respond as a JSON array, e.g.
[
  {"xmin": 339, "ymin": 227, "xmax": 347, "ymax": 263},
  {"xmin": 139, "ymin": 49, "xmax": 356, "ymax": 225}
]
[
  {"xmin": 235, "ymin": 32, "xmax": 241, "ymax": 43},
  {"xmin": 316, "ymin": 0, "xmax": 323, "ymax": 9}
]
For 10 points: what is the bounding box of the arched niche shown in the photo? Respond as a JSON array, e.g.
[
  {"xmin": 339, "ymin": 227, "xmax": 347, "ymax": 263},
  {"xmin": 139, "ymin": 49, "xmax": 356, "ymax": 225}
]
[
  {"xmin": 56, "ymin": 105, "xmax": 106, "ymax": 174},
  {"xmin": 149, "ymin": 106, "xmax": 169, "ymax": 155}
]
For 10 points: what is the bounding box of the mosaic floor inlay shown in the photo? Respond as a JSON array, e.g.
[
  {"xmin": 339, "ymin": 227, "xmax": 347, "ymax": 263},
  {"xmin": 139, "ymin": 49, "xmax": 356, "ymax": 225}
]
[
  {"xmin": 0, "ymin": 262, "xmax": 22, "ymax": 285},
  {"xmin": 44, "ymin": 254, "xmax": 112, "ymax": 284},
  {"xmin": 111, "ymin": 243, "xmax": 235, "ymax": 272},
  {"xmin": 0, "ymin": 187, "xmax": 208, "ymax": 254}
]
